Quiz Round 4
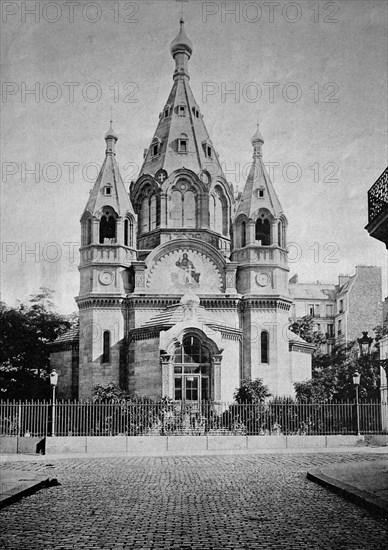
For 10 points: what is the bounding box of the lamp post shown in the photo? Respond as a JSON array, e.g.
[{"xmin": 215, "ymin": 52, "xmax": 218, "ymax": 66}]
[
  {"xmin": 357, "ymin": 331, "xmax": 373, "ymax": 357},
  {"xmin": 352, "ymin": 371, "xmax": 361, "ymax": 436},
  {"xmin": 50, "ymin": 370, "xmax": 58, "ymax": 437}
]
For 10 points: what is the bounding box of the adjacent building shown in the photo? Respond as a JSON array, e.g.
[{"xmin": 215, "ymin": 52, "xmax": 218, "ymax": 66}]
[
  {"xmin": 289, "ymin": 266, "xmax": 383, "ymax": 353},
  {"xmin": 365, "ymin": 167, "xmax": 388, "ymax": 404}
]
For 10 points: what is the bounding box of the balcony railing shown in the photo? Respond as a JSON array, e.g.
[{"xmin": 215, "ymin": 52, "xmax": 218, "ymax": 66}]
[{"xmin": 368, "ymin": 167, "xmax": 388, "ymax": 224}]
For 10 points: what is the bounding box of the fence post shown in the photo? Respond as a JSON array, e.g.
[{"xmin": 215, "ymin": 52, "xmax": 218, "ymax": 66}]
[{"xmin": 17, "ymin": 401, "xmax": 21, "ymax": 453}]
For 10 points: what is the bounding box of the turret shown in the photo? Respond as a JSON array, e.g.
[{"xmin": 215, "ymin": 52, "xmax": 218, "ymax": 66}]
[
  {"xmin": 76, "ymin": 122, "xmax": 137, "ymax": 400},
  {"xmin": 231, "ymin": 125, "xmax": 289, "ymax": 296}
]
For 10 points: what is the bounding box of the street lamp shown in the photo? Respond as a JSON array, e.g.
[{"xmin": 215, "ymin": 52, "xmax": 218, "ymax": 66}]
[
  {"xmin": 357, "ymin": 331, "xmax": 373, "ymax": 357},
  {"xmin": 352, "ymin": 371, "xmax": 361, "ymax": 436},
  {"xmin": 50, "ymin": 370, "xmax": 59, "ymax": 437}
]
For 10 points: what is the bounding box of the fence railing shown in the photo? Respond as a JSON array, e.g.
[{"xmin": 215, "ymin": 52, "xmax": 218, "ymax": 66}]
[{"xmin": 1, "ymin": 401, "xmax": 387, "ymax": 437}]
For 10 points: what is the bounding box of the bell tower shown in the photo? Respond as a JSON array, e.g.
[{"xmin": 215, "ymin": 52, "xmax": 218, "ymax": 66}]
[
  {"xmin": 232, "ymin": 125, "xmax": 292, "ymax": 395},
  {"xmin": 76, "ymin": 122, "xmax": 137, "ymax": 400}
]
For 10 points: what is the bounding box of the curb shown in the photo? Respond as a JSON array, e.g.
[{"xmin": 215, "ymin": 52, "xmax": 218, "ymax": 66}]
[{"xmin": 306, "ymin": 469, "xmax": 388, "ymax": 519}]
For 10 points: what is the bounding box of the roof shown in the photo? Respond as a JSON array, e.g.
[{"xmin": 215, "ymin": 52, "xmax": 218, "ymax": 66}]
[
  {"xmin": 140, "ymin": 302, "xmax": 236, "ymax": 334},
  {"xmin": 235, "ymin": 145, "xmax": 283, "ymax": 220},
  {"xmin": 289, "ymin": 283, "xmax": 337, "ymax": 301},
  {"xmin": 287, "ymin": 329, "xmax": 315, "ymax": 352},
  {"xmin": 49, "ymin": 325, "xmax": 79, "ymax": 348},
  {"xmin": 83, "ymin": 131, "xmax": 135, "ymax": 219}
]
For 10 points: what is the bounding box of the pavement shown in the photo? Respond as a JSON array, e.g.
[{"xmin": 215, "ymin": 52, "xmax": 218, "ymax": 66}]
[
  {"xmin": 0, "ymin": 447, "xmax": 387, "ymax": 549},
  {"xmin": 307, "ymin": 459, "xmax": 388, "ymax": 518},
  {"xmin": 0, "ymin": 469, "xmax": 52, "ymax": 508},
  {"xmin": 0, "ymin": 446, "xmax": 387, "ymax": 516}
]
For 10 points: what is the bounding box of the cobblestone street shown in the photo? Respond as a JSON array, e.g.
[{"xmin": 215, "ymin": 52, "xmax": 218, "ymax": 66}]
[{"xmin": 1, "ymin": 453, "xmax": 387, "ymax": 549}]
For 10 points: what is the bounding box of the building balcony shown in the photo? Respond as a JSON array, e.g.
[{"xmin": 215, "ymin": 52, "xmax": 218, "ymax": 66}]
[{"xmin": 365, "ymin": 167, "xmax": 388, "ymax": 247}]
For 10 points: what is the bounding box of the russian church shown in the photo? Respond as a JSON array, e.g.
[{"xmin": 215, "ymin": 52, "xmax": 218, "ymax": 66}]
[{"xmin": 50, "ymin": 20, "xmax": 313, "ymax": 402}]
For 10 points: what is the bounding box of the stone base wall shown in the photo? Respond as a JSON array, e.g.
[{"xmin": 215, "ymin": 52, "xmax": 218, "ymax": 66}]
[{"xmin": 40, "ymin": 434, "xmax": 375, "ymax": 455}]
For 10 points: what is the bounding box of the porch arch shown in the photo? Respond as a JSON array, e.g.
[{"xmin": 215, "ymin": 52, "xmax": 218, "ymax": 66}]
[{"xmin": 161, "ymin": 328, "xmax": 223, "ymax": 402}]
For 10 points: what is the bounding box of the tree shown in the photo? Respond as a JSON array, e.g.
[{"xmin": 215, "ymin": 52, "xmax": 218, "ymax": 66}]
[
  {"xmin": 294, "ymin": 340, "xmax": 381, "ymax": 402},
  {"xmin": 234, "ymin": 378, "xmax": 271, "ymax": 403},
  {"xmin": 0, "ymin": 288, "xmax": 70, "ymax": 400},
  {"xmin": 289, "ymin": 315, "xmax": 327, "ymax": 352},
  {"xmin": 93, "ymin": 383, "xmax": 130, "ymax": 404}
]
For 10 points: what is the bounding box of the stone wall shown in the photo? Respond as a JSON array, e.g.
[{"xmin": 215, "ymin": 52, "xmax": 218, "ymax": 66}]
[{"xmin": 347, "ymin": 266, "xmax": 382, "ymax": 342}]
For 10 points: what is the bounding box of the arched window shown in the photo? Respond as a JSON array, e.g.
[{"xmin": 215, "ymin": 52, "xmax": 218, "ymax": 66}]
[
  {"xmin": 255, "ymin": 218, "xmax": 270, "ymax": 245},
  {"xmin": 169, "ymin": 186, "xmax": 197, "ymax": 229},
  {"xmin": 214, "ymin": 192, "xmax": 223, "ymax": 234},
  {"xmin": 86, "ymin": 218, "xmax": 92, "ymax": 245},
  {"xmin": 140, "ymin": 196, "xmax": 150, "ymax": 233},
  {"xmin": 278, "ymin": 221, "xmax": 282, "ymax": 247},
  {"xmin": 211, "ymin": 187, "xmax": 229, "ymax": 236},
  {"xmin": 170, "ymin": 190, "xmax": 183, "ymax": 228},
  {"xmin": 184, "ymin": 190, "xmax": 196, "ymax": 228},
  {"xmin": 241, "ymin": 221, "xmax": 246, "ymax": 247},
  {"xmin": 99, "ymin": 210, "xmax": 116, "ymax": 243},
  {"xmin": 139, "ymin": 191, "xmax": 158, "ymax": 234},
  {"xmin": 87, "ymin": 219, "xmax": 92, "ymax": 245},
  {"xmin": 150, "ymin": 195, "xmax": 157, "ymax": 231},
  {"xmin": 261, "ymin": 331, "xmax": 269, "ymax": 364},
  {"xmin": 124, "ymin": 218, "xmax": 134, "ymax": 246},
  {"xmin": 102, "ymin": 331, "xmax": 110, "ymax": 363},
  {"xmin": 124, "ymin": 219, "xmax": 129, "ymax": 246},
  {"xmin": 129, "ymin": 218, "xmax": 134, "ymax": 246},
  {"xmin": 209, "ymin": 195, "xmax": 215, "ymax": 230}
]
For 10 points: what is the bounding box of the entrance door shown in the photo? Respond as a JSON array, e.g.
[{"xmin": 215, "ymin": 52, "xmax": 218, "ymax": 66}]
[
  {"xmin": 185, "ymin": 375, "xmax": 200, "ymax": 402},
  {"xmin": 173, "ymin": 335, "xmax": 211, "ymax": 403}
]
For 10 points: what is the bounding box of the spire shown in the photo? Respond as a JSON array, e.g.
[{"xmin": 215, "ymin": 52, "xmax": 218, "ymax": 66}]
[
  {"xmin": 170, "ymin": 18, "xmax": 193, "ymax": 80},
  {"xmin": 84, "ymin": 123, "xmax": 135, "ymax": 219},
  {"xmin": 137, "ymin": 20, "xmax": 227, "ymax": 181},
  {"xmin": 236, "ymin": 126, "xmax": 282, "ymax": 220}
]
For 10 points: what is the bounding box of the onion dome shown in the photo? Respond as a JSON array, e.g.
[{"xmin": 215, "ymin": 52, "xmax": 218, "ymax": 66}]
[
  {"xmin": 105, "ymin": 120, "xmax": 118, "ymax": 141},
  {"xmin": 251, "ymin": 124, "xmax": 264, "ymax": 145},
  {"xmin": 170, "ymin": 18, "xmax": 193, "ymax": 58}
]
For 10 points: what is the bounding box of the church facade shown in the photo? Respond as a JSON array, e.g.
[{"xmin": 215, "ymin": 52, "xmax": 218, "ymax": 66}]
[{"xmin": 50, "ymin": 20, "xmax": 313, "ymax": 402}]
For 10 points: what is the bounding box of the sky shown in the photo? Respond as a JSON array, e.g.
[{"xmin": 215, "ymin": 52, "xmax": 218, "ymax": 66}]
[{"xmin": 1, "ymin": 0, "xmax": 387, "ymax": 313}]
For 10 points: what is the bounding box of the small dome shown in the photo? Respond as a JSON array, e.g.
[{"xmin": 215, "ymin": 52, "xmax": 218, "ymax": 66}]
[
  {"xmin": 170, "ymin": 18, "xmax": 193, "ymax": 58},
  {"xmin": 105, "ymin": 121, "xmax": 118, "ymax": 141},
  {"xmin": 251, "ymin": 124, "xmax": 264, "ymax": 145}
]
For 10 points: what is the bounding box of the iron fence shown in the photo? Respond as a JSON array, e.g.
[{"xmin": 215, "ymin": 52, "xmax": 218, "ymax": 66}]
[{"xmin": 0, "ymin": 400, "xmax": 387, "ymax": 437}]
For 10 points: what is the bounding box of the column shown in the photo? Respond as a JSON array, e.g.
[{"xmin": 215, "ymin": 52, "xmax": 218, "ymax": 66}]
[
  {"xmin": 116, "ymin": 218, "xmax": 124, "ymax": 245},
  {"xmin": 92, "ymin": 219, "xmax": 99, "ymax": 244},
  {"xmin": 160, "ymin": 193, "xmax": 167, "ymax": 227},
  {"xmin": 160, "ymin": 353, "xmax": 173, "ymax": 398},
  {"xmin": 247, "ymin": 220, "xmax": 255, "ymax": 245},
  {"xmin": 272, "ymin": 219, "xmax": 279, "ymax": 246},
  {"xmin": 213, "ymin": 354, "xmax": 222, "ymax": 402}
]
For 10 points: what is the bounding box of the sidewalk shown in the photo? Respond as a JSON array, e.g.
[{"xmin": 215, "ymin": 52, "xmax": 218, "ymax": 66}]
[
  {"xmin": 307, "ymin": 459, "xmax": 388, "ymax": 518},
  {"xmin": 0, "ymin": 469, "xmax": 51, "ymax": 508}
]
